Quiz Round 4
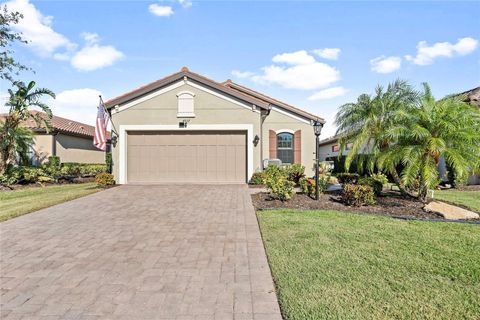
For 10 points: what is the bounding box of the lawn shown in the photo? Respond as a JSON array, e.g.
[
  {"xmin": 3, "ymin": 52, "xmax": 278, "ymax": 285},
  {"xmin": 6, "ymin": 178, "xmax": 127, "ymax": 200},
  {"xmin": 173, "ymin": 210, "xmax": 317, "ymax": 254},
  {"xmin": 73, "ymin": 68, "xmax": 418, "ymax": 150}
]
[
  {"xmin": 432, "ymin": 190, "xmax": 480, "ymax": 212},
  {"xmin": 257, "ymin": 210, "xmax": 480, "ymax": 320},
  {"xmin": 0, "ymin": 183, "xmax": 100, "ymax": 222}
]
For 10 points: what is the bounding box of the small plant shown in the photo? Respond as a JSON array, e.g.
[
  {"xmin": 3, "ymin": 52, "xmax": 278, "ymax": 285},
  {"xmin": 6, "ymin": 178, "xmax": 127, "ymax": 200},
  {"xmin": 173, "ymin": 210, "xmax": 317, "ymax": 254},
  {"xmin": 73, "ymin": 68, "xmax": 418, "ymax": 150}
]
[
  {"xmin": 250, "ymin": 171, "xmax": 266, "ymax": 185},
  {"xmin": 284, "ymin": 164, "xmax": 306, "ymax": 185},
  {"xmin": 299, "ymin": 176, "xmax": 329, "ymax": 197},
  {"xmin": 342, "ymin": 184, "xmax": 376, "ymax": 206},
  {"xmin": 264, "ymin": 165, "xmax": 295, "ymax": 201},
  {"xmin": 337, "ymin": 173, "xmax": 360, "ymax": 184},
  {"xmin": 358, "ymin": 177, "xmax": 382, "ymax": 195},
  {"xmin": 371, "ymin": 172, "xmax": 389, "ymax": 185},
  {"xmin": 95, "ymin": 172, "xmax": 115, "ymax": 188}
]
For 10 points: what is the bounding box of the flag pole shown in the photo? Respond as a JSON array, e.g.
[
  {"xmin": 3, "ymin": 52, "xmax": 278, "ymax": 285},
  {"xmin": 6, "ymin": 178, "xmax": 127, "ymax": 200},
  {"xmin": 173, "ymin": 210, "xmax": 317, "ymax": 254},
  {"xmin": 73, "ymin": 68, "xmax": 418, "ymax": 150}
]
[{"xmin": 99, "ymin": 95, "xmax": 119, "ymax": 137}]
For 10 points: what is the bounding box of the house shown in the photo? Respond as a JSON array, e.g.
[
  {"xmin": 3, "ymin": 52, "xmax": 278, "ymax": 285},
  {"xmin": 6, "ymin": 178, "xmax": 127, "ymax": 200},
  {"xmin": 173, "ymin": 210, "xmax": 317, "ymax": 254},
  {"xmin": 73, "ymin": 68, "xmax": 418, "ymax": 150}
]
[
  {"xmin": 0, "ymin": 111, "xmax": 107, "ymax": 165},
  {"xmin": 105, "ymin": 67, "xmax": 325, "ymax": 184}
]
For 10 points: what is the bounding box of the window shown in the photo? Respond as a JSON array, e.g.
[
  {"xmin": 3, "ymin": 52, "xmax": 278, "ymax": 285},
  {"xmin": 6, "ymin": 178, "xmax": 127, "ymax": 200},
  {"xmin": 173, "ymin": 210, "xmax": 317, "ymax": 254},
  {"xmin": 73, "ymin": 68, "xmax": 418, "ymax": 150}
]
[
  {"xmin": 177, "ymin": 91, "xmax": 195, "ymax": 117},
  {"xmin": 277, "ymin": 132, "xmax": 294, "ymax": 164},
  {"xmin": 332, "ymin": 145, "xmax": 339, "ymax": 152}
]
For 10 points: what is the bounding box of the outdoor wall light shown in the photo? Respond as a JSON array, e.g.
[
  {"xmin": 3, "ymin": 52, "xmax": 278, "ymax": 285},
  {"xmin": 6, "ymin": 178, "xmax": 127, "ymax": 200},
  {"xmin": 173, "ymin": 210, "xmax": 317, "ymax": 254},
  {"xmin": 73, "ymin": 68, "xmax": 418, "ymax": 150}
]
[
  {"xmin": 111, "ymin": 135, "xmax": 118, "ymax": 148},
  {"xmin": 253, "ymin": 134, "xmax": 260, "ymax": 146}
]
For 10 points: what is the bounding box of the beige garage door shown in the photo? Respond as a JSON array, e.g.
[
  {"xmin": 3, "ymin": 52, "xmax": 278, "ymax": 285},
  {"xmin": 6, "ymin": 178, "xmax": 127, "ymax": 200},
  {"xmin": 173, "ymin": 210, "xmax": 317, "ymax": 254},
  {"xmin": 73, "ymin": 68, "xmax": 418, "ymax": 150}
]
[{"xmin": 127, "ymin": 131, "xmax": 247, "ymax": 184}]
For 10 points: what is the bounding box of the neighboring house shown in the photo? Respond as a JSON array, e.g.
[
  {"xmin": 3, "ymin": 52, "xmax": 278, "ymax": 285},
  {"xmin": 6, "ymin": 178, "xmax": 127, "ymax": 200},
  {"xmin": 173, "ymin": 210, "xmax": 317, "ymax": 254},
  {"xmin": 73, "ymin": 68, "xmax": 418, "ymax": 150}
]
[
  {"xmin": 319, "ymin": 86, "xmax": 480, "ymax": 185},
  {"xmin": 105, "ymin": 67, "xmax": 325, "ymax": 184},
  {"xmin": 0, "ymin": 111, "xmax": 107, "ymax": 165}
]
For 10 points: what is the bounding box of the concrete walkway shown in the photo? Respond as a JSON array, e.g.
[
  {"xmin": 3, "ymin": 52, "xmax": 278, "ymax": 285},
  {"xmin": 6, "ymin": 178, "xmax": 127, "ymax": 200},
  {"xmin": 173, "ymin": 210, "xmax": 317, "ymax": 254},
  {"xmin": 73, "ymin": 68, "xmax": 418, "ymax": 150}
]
[{"xmin": 0, "ymin": 185, "xmax": 281, "ymax": 320}]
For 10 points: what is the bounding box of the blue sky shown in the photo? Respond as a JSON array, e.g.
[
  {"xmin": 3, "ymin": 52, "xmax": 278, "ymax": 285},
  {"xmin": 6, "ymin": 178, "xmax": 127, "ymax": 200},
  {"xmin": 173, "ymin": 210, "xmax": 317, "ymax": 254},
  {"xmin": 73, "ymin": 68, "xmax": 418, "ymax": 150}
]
[{"xmin": 2, "ymin": 0, "xmax": 479, "ymax": 137}]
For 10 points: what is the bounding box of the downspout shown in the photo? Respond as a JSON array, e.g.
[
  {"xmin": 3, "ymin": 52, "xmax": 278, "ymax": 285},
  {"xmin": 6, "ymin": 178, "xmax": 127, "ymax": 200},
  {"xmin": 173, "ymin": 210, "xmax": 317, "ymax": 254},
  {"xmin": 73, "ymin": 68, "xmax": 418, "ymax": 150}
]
[
  {"xmin": 51, "ymin": 130, "xmax": 58, "ymax": 157},
  {"xmin": 260, "ymin": 106, "xmax": 271, "ymax": 170}
]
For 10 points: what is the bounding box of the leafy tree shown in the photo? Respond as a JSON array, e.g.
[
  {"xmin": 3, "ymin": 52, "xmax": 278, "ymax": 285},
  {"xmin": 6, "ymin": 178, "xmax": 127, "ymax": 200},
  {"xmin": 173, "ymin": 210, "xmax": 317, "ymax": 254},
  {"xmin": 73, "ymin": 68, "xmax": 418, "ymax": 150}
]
[
  {"xmin": 335, "ymin": 79, "xmax": 418, "ymax": 196},
  {"xmin": 1, "ymin": 81, "xmax": 55, "ymax": 174},
  {"xmin": 377, "ymin": 83, "xmax": 480, "ymax": 201},
  {"xmin": 0, "ymin": 5, "xmax": 30, "ymax": 83}
]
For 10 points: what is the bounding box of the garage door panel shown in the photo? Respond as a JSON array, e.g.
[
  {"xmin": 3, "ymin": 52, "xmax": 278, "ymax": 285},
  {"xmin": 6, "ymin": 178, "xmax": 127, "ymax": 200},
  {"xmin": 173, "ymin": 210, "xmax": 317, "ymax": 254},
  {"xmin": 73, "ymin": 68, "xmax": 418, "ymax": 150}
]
[{"xmin": 127, "ymin": 131, "xmax": 246, "ymax": 184}]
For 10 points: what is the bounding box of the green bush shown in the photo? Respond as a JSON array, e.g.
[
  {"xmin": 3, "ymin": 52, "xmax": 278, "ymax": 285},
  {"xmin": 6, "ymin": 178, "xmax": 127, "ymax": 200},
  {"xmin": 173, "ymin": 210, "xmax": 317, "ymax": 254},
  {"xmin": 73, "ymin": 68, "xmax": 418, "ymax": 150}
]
[
  {"xmin": 60, "ymin": 162, "xmax": 82, "ymax": 176},
  {"xmin": 284, "ymin": 164, "xmax": 305, "ymax": 185},
  {"xmin": 250, "ymin": 171, "xmax": 266, "ymax": 185},
  {"xmin": 0, "ymin": 166, "xmax": 51, "ymax": 185},
  {"xmin": 342, "ymin": 184, "xmax": 376, "ymax": 206},
  {"xmin": 264, "ymin": 165, "xmax": 295, "ymax": 201},
  {"xmin": 371, "ymin": 172, "xmax": 389, "ymax": 185},
  {"xmin": 300, "ymin": 176, "xmax": 329, "ymax": 197},
  {"xmin": 337, "ymin": 173, "xmax": 360, "ymax": 184},
  {"xmin": 106, "ymin": 152, "xmax": 112, "ymax": 173},
  {"xmin": 95, "ymin": 172, "xmax": 115, "ymax": 188},
  {"xmin": 358, "ymin": 177, "xmax": 383, "ymax": 195}
]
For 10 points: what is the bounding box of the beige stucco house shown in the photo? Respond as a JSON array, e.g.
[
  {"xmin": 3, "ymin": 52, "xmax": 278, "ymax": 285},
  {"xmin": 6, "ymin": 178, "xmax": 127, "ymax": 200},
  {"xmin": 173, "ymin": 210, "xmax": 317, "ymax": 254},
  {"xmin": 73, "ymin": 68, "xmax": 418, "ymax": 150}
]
[
  {"xmin": 0, "ymin": 111, "xmax": 106, "ymax": 165},
  {"xmin": 105, "ymin": 67, "xmax": 325, "ymax": 184}
]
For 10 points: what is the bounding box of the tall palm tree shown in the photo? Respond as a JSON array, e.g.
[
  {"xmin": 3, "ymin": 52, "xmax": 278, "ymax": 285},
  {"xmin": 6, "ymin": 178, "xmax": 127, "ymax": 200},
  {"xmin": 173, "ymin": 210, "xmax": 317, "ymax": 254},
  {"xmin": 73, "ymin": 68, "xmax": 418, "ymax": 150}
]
[
  {"xmin": 377, "ymin": 83, "xmax": 480, "ymax": 201},
  {"xmin": 335, "ymin": 79, "xmax": 418, "ymax": 196},
  {"xmin": 0, "ymin": 81, "xmax": 55, "ymax": 174}
]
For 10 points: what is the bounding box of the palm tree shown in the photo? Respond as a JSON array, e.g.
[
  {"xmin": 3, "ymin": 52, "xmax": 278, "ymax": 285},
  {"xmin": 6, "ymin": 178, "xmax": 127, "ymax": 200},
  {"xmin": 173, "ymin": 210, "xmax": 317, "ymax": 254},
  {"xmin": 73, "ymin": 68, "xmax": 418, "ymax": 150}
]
[
  {"xmin": 0, "ymin": 81, "xmax": 55, "ymax": 174},
  {"xmin": 335, "ymin": 79, "xmax": 418, "ymax": 196},
  {"xmin": 377, "ymin": 83, "xmax": 480, "ymax": 201}
]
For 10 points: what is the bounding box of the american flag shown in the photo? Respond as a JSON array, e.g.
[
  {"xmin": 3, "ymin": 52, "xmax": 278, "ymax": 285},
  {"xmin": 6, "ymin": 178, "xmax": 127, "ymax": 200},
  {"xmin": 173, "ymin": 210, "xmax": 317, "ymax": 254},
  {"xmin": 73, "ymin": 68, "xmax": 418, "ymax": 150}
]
[{"xmin": 94, "ymin": 99, "xmax": 109, "ymax": 151}]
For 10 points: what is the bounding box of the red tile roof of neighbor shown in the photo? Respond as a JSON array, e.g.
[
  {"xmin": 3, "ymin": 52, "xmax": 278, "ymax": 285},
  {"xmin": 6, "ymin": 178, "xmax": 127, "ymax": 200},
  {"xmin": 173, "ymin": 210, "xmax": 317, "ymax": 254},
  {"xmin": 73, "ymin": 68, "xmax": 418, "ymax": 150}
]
[
  {"xmin": 0, "ymin": 111, "xmax": 100, "ymax": 138},
  {"xmin": 105, "ymin": 67, "xmax": 325, "ymax": 123}
]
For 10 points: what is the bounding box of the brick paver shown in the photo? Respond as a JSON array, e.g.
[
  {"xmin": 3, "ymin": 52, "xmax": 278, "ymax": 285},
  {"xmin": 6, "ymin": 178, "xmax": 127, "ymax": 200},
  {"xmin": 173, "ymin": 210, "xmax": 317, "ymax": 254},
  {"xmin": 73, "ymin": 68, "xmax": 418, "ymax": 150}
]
[{"xmin": 0, "ymin": 185, "xmax": 282, "ymax": 320}]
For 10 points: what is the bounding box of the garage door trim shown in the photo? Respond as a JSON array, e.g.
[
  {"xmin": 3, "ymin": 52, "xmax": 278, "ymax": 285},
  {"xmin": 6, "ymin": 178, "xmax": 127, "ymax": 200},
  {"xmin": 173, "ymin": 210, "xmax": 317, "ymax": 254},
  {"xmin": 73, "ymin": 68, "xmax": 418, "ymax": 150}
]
[{"xmin": 118, "ymin": 124, "xmax": 253, "ymax": 184}]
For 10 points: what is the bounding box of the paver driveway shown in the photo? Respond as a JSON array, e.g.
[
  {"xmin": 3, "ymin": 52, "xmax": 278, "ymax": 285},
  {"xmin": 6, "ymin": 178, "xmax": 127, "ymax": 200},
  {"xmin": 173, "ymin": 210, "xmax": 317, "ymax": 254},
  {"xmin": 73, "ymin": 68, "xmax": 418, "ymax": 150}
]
[{"xmin": 0, "ymin": 185, "xmax": 281, "ymax": 320}]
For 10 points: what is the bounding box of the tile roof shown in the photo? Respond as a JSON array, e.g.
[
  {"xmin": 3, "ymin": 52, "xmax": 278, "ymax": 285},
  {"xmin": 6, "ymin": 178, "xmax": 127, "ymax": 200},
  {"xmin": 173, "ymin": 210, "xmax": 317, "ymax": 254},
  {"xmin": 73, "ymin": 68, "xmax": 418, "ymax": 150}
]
[
  {"xmin": 104, "ymin": 67, "xmax": 324, "ymax": 122},
  {"xmin": 0, "ymin": 111, "xmax": 98, "ymax": 138}
]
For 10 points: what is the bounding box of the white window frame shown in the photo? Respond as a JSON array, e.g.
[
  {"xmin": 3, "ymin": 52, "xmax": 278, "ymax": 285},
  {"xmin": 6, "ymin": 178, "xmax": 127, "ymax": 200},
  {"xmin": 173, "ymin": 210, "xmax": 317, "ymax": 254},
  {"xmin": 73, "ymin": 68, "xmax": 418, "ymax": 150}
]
[{"xmin": 176, "ymin": 91, "xmax": 195, "ymax": 118}]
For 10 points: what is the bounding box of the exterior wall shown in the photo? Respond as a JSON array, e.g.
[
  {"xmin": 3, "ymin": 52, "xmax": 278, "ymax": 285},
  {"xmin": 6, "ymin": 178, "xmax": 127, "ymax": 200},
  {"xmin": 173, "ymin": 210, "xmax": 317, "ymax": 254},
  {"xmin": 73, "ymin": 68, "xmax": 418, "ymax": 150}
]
[
  {"xmin": 110, "ymin": 81, "xmax": 316, "ymax": 182},
  {"xmin": 319, "ymin": 141, "xmax": 343, "ymax": 161},
  {"xmin": 111, "ymin": 82, "xmax": 261, "ymax": 182},
  {"xmin": 32, "ymin": 134, "xmax": 53, "ymax": 164},
  {"xmin": 55, "ymin": 133, "xmax": 105, "ymax": 164},
  {"xmin": 261, "ymin": 110, "xmax": 316, "ymax": 176}
]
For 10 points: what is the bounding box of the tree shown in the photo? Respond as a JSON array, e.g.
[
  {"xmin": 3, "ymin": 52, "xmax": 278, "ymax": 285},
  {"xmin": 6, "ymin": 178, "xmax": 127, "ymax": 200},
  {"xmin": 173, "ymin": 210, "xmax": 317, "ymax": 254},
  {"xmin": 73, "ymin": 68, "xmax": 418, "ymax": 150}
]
[
  {"xmin": 377, "ymin": 83, "xmax": 480, "ymax": 202},
  {"xmin": 0, "ymin": 5, "xmax": 30, "ymax": 83},
  {"xmin": 334, "ymin": 79, "xmax": 418, "ymax": 196},
  {"xmin": 0, "ymin": 81, "xmax": 55, "ymax": 174}
]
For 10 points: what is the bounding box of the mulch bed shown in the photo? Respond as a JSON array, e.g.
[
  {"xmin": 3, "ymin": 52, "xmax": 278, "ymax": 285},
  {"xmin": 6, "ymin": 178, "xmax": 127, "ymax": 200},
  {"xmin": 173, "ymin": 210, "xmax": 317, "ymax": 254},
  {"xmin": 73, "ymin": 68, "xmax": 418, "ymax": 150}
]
[
  {"xmin": 0, "ymin": 177, "xmax": 96, "ymax": 192},
  {"xmin": 252, "ymin": 191, "xmax": 447, "ymax": 220}
]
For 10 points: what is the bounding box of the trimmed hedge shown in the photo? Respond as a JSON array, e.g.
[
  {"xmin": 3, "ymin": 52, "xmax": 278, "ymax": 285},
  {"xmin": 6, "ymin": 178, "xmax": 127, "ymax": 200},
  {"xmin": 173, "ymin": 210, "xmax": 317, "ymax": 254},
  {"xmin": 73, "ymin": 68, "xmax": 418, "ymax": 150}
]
[{"xmin": 342, "ymin": 184, "xmax": 376, "ymax": 206}]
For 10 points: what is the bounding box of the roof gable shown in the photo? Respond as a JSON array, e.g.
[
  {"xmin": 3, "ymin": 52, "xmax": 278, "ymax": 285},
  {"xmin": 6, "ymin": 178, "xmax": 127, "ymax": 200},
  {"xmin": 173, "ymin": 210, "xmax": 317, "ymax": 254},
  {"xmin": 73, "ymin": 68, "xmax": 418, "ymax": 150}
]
[{"xmin": 105, "ymin": 67, "xmax": 269, "ymax": 110}]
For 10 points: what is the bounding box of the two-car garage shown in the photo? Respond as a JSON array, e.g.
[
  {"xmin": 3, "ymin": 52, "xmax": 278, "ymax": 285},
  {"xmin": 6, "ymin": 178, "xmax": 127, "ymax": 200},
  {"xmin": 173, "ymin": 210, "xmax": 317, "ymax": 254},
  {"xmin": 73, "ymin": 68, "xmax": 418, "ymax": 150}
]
[{"xmin": 126, "ymin": 131, "xmax": 247, "ymax": 184}]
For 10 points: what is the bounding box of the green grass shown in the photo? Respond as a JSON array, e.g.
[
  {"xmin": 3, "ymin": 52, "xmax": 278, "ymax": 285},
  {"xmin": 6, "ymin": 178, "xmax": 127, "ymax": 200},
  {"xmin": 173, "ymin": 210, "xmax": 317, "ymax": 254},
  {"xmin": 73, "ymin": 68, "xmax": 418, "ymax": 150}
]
[
  {"xmin": 258, "ymin": 210, "xmax": 480, "ymax": 320},
  {"xmin": 0, "ymin": 183, "xmax": 100, "ymax": 222},
  {"xmin": 432, "ymin": 190, "xmax": 480, "ymax": 212}
]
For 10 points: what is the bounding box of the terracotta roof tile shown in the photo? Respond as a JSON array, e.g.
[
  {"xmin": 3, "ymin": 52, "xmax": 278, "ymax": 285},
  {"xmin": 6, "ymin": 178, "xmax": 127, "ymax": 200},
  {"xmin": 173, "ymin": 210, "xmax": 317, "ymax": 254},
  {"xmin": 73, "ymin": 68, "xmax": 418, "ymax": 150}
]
[{"xmin": 0, "ymin": 111, "xmax": 103, "ymax": 138}]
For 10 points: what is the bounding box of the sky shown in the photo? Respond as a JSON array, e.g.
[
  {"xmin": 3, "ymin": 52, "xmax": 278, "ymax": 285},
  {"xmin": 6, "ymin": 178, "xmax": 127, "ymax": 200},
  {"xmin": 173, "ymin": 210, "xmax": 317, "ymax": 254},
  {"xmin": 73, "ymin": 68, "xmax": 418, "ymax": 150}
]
[{"xmin": 1, "ymin": 0, "xmax": 479, "ymax": 138}]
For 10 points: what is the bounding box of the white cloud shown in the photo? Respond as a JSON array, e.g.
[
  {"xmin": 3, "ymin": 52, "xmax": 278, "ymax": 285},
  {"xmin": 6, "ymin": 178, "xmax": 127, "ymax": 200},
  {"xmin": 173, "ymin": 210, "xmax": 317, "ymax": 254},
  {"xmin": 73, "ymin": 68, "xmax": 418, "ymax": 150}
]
[
  {"xmin": 232, "ymin": 70, "xmax": 255, "ymax": 79},
  {"xmin": 312, "ymin": 48, "xmax": 341, "ymax": 60},
  {"xmin": 5, "ymin": 0, "xmax": 76, "ymax": 57},
  {"xmin": 272, "ymin": 50, "xmax": 316, "ymax": 65},
  {"xmin": 308, "ymin": 86, "xmax": 348, "ymax": 100},
  {"xmin": 405, "ymin": 37, "xmax": 478, "ymax": 65},
  {"xmin": 178, "ymin": 0, "xmax": 192, "ymax": 8},
  {"xmin": 232, "ymin": 50, "xmax": 340, "ymax": 90},
  {"xmin": 370, "ymin": 56, "xmax": 402, "ymax": 73},
  {"xmin": 149, "ymin": 4, "xmax": 174, "ymax": 16},
  {"xmin": 70, "ymin": 33, "xmax": 124, "ymax": 71},
  {"xmin": 252, "ymin": 62, "xmax": 340, "ymax": 90},
  {"xmin": 48, "ymin": 88, "xmax": 102, "ymax": 126}
]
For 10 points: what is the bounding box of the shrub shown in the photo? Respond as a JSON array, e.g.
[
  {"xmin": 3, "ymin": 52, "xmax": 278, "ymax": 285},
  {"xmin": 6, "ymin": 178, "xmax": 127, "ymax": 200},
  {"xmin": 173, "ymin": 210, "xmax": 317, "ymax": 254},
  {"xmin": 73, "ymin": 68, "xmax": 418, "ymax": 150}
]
[
  {"xmin": 250, "ymin": 171, "xmax": 266, "ymax": 185},
  {"xmin": 299, "ymin": 175, "xmax": 329, "ymax": 197},
  {"xmin": 337, "ymin": 173, "xmax": 360, "ymax": 184},
  {"xmin": 342, "ymin": 184, "xmax": 376, "ymax": 206},
  {"xmin": 61, "ymin": 162, "xmax": 82, "ymax": 176},
  {"xmin": 106, "ymin": 152, "xmax": 113, "ymax": 173},
  {"xmin": 264, "ymin": 165, "xmax": 295, "ymax": 201},
  {"xmin": 80, "ymin": 164, "xmax": 107, "ymax": 176},
  {"xmin": 284, "ymin": 164, "xmax": 305, "ymax": 185},
  {"xmin": 358, "ymin": 177, "xmax": 383, "ymax": 195},
  {"xmin": 328, "ymin": 176, "xmax": 339, "ymax": 185},
  {"xmin": 95, "ymin": 172, "xmax": 115, "ymax": 188}
]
